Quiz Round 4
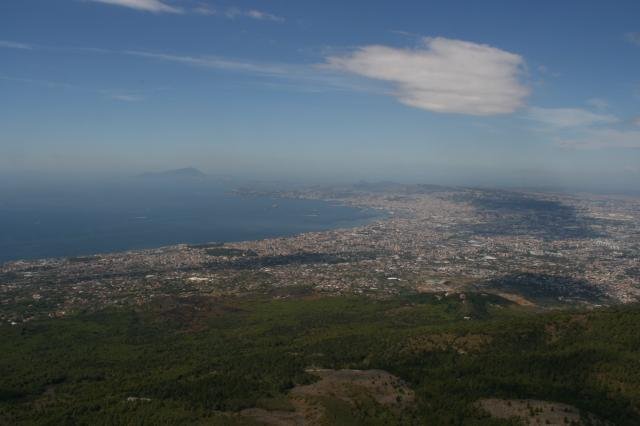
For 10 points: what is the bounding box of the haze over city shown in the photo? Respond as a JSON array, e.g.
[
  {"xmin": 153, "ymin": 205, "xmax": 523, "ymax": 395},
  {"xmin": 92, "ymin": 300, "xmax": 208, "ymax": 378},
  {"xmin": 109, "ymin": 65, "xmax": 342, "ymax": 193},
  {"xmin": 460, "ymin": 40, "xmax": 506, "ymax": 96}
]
[{"xmin": 2, "ymin": 0, "xmax": 640, "ymax": 191}]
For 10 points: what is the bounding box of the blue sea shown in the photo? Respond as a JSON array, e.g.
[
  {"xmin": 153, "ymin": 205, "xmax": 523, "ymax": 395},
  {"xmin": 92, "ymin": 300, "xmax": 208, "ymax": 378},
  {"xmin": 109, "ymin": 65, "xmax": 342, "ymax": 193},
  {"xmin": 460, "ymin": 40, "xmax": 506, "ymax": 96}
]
[{"xmin": 0, "ymin": 178, "xmax": 377, "ymax": 263}]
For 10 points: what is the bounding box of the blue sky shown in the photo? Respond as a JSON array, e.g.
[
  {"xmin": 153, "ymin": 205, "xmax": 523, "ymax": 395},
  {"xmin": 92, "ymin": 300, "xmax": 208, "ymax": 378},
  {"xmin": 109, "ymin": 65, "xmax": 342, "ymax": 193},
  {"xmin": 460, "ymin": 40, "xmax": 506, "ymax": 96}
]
[{"xmin": 1, "ymin": 0, "xmax": 640, "ymax": 190}]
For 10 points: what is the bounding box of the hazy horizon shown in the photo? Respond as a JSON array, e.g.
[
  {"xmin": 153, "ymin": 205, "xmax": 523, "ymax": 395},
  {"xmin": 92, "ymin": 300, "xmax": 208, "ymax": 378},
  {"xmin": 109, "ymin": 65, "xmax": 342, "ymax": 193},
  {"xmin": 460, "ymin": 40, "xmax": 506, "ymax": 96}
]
[
  {"xmin": 2, "ymin": 0, "xmax": 640, "ymax": 193},
  {"xmin": 1, "ymin": 167, "xmax": 639, "ymax": 196}
]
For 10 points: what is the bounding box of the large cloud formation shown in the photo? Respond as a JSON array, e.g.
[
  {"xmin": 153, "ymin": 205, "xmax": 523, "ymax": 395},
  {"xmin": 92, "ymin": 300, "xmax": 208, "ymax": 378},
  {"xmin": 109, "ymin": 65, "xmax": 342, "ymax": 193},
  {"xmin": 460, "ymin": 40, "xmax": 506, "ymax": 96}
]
[{"xmin": 325, "ymin": 37, "xmax": 529, "ymax": 116}]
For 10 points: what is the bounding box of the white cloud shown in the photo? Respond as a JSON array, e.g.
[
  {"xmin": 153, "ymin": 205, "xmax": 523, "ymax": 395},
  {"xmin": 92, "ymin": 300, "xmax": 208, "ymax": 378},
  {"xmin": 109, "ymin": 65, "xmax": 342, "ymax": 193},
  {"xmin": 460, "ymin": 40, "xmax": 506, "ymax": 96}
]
[
  {"xmin": 526, "ymin": 107, "xmax": 618, "ymax": 129},
  {"xmin": 0, "ymin": 40, "xmax": 32, "ymax": 50},
  {"xmin": 1, "ymin": 40, "xmax": 376, "ymax": 95},
  {"xmin": 559, "ymin": 129, "xmax": 640, "ymax": 150},
  {"xmin": 193, "ymin": 4, "xmax": 216, "ymax": 16},
  {"xmin": 245, "ymin": 9, "xmax": 283, "ymax": 22},
  {"xmin": 124, "ymin": 50, "xmax": 292, "ymax": 76},
  {"xmin": 122, "ymin": 49, "xmax": 380, "ymax": 93},
  {"xmin": 224, "ymin": 7, "xmax": 284, "ymax": 22},
  {"xmin": 85, "ymin": 0, "xmax": 182, "ymax": 14},
  {"xmin": 632, "ymin": 116, "xmax": 640, "ymax": 126},
  {"xmin": 324, "ymin": 37, "xmax": 529, "ymax": 115},
  {"xmin": 82, "ymin": 1, "xmax": 284, "ymax": 19}
]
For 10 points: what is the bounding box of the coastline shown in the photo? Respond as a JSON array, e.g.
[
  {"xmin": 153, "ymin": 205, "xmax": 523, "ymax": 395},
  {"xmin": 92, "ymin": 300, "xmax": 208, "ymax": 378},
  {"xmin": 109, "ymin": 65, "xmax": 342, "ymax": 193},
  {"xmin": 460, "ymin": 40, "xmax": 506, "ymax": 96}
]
[
  {"xmin": 0, "ymin": 190, "xmax": 380, "ymax": 266},
  {"xmin": 1, "ymin": 185, "xmax": 639, "ymax": 323}
]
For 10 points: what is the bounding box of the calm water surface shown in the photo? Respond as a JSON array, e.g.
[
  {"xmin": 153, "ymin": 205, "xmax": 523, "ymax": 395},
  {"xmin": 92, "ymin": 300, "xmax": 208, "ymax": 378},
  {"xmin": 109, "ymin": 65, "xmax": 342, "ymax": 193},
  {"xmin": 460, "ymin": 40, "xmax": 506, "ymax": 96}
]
[{"xmin": 0, "ymin": 179, "xmax": 377, "ymax": 263}]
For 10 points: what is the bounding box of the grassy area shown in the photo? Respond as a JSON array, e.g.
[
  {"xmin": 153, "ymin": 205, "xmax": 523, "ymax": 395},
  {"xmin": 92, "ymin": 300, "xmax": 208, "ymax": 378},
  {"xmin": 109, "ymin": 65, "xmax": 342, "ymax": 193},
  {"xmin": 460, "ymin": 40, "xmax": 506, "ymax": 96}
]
[{"xmin": 1, "ymin": 293, "xmax": 639, "ymax": 424}]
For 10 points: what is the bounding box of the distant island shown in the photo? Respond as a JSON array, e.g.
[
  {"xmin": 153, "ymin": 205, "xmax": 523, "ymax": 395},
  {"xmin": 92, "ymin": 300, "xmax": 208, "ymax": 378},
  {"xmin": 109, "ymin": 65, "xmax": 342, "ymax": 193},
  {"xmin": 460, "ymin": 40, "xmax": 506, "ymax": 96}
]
[{"xmin": 137, "ymin": 167, "xmax": 207, "ymax": 179}]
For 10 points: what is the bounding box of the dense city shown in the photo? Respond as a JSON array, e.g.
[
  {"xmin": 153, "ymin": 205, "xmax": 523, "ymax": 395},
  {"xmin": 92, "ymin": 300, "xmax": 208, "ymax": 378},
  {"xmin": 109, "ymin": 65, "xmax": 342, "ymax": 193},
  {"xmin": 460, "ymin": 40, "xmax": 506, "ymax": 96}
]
[{"xmin": 1, "ymin": 184, "xmax": 639, "ymax": 324}]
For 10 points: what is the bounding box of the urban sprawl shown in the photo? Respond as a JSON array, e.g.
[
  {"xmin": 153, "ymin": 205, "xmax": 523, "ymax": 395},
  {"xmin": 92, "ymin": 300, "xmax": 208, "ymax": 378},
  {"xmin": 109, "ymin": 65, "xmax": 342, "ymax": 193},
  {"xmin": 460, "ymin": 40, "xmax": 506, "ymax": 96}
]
[{"xmin": 1, "ymin": 184, "xmax": 639, "ymax": 324}]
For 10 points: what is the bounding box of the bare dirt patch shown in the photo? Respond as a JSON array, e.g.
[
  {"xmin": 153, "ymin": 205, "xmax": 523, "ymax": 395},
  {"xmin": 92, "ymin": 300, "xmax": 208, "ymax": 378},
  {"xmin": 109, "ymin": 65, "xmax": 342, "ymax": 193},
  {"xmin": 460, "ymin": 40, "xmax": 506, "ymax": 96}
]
[
  {"xmin": 291, "ymin": 368, "xmax": 414, "ymax": 406},
  {"xmin": 477, "ymin": 398, "xmax": 610, "ymax": 425},
  {"xmin": 238, "ymin": 369, "xmax": 414, "ymax": 425}
]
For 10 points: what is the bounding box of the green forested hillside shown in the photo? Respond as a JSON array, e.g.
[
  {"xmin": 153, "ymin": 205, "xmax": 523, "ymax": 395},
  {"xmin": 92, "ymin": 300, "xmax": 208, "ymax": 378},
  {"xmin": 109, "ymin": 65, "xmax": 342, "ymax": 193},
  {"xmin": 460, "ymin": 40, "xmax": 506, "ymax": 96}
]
[{"xmin": 1, "ymin": 293, "xmax": 639, "ymax": 425}]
